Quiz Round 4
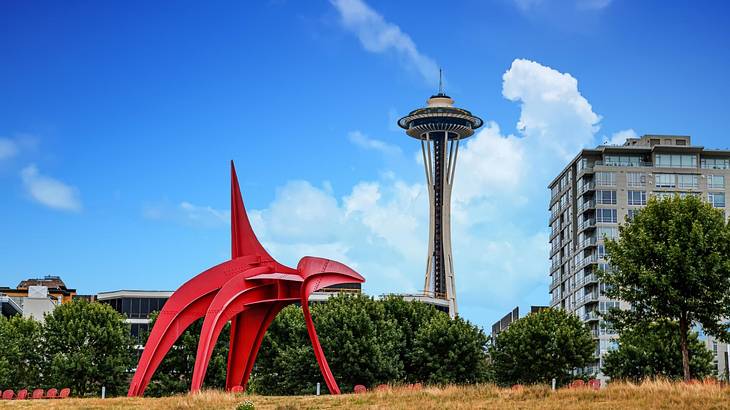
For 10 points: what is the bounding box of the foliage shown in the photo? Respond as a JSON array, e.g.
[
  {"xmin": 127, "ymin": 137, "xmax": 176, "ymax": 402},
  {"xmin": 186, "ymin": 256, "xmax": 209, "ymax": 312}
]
[
  {"xmin": 0, "ymin": 314, "xmax": 44, "ymax": 389},
  {"xmin": 489, "ymin": 308, "xmax": 594, "ymax": 386},
  {"xmin": 236, "ymin": 400, "xmax": 255, "ymax": 410},
  {"xmin": 602, "ymin": 320, "xmax": 715, "ymax": 381},
  {"xmin": 43, "ymin": 299, "xmax": 135, "ymax": 396},
  {"xmin": 599, "ymin": 195, "xmax": 730, "ymax": 380},
  {"xmin": 251, "ymin": 294, "xmax": 489, "ymax": 395},
  {"xmin": 411, "ymin": 314, "xmax": 490, "ymax": 384},
  {"xmin": 143, "ymin": 312, "xmax": 231, "ymax": 397}
]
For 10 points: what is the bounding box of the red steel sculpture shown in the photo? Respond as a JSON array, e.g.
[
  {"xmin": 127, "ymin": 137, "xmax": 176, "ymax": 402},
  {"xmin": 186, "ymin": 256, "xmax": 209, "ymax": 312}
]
[{"xmin": 127, "ymin": 162, "xmax": 365, "ymax": 396}]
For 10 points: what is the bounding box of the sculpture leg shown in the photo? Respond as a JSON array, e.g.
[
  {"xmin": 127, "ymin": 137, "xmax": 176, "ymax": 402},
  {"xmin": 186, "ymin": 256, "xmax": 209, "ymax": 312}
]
[
  {"xmin": 301, "ymin": 300, "xmax": 340, "ymax": 394},
  {"xmin": 127, "ymin": 293, "xmax": 215, "ymax": 396},
  {"xmin": 226, "ymin": 301, "xmax": 285, "ymax": 389},
  {"xmin": 190, "ymin": 273, "xmax": 276, "ymax": 392}
]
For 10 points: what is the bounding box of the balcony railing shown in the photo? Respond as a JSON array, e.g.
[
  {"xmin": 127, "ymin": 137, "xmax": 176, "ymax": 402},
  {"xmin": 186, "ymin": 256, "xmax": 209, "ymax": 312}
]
[
  {"xmin": 583, "ymin": 311, "xmax": 600, "ymax": 322},
  {"xmin": 577, "ymin": 218, "xmax": 596, "ymax": 232},
  {"xmin": 577, "ymin": 182, "xmax": 595, "ymax": 195},
  {"xmin": 575, "ymin": 254, "xmax": 598, "ymax": 271},
  {"xmin": 591, "ymin": 329, "xmax": 600, "ymax": 338},
  {"xmin": 576, "ymin": 200, "xmax": 596, "ymax": 213},
  {"xmin": 595, "ymin": 160, "xmax": 653, "ymax": 167},
  {"xmin": 577, "ymin": 236, "xmax": 597, "ymax": 250},
  {"xmin": 550, "ymin": 257, "xmax": 562, "ymax": 270},
  {"xmin": 550, "ymin": 276, "xmax": 561, "ymax": 290}
]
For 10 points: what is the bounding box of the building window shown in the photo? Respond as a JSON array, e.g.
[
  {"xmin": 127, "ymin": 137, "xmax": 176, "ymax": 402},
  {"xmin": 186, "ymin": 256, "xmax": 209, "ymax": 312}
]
[
  {"xmin": 701, "ymin": 158, "xmax": 730, "ymax": 170},
  {"xmin": 656, "ymin": 154, "xmax": 697, "ymax": 168},
  {"xmin": 653, "ymin": 192, "xmax": 675, "ymax": 200},
  {"xmin": 596, "ymin": 208, "xmax": 617, "ymax": 223},
  {"xmin": 709, "ymin": 192, "xmax": 726, "ymax": 208},
  {"xmin": 597, "ymin": 245, "xmax": 607, "ymax": 259},
  {"xmin": 655, "ymin": 174, "xmax": 676, "ymax": 188},
  {"xmin": 596, "ymin": 172, "xmax": 616, "ymax": 186},
  {"xmin": 597, "ymin": 226, "xmax": 618, "ymax": 239},
  {"xmin": 677, "ymin": 174, "xmax": 699, "ymax": 189},
  {"xmin": 604, "ymin": 155, "xmax": 641, "ymax": 167},
  {"xmin": 596, "ymin": 190, "xmax": 617, "ymax": 204},
  {"xmin": 627, "ymin": 209, "xmax": 640, "ymax": 220},
  {"xmin": 627, "ymin": 191, "xmax": 647, "ymax": 206},
  {"xmin": 627, "ymin": 172, "xmax": 646, "ymax": 187},
  {"xmin": 708, "ymin": 175, "xmax": 725, "ymax": 189}
]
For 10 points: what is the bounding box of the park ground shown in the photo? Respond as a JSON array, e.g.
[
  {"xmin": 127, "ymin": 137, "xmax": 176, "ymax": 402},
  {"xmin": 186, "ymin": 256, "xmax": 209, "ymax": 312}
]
[{"xmin": 2, "ymin": 381, "xmax": 730, "ymax": 409}]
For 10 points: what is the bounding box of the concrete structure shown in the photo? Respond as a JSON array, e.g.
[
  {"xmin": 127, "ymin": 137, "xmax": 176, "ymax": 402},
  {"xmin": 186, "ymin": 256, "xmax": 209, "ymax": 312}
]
[
  {"xmin": 491, "ymin": 306, "xmax": 549, "ymax": 339},
  {"xmin": 97, "ymin": 290, "xmax": 174, "ymax": 343},
  {"xmin": 698, "ymin": 327, "xmax": 730, "ymax": 380},
  {"xmin": 548, "ymin": 135, "xmax": 730, "ymax": 377},
  {"xmin": 0, "ymin": 275, "xmax": 76, "ymax": 321},
  {"xmin": 398, "ymin": 91, "xmax": 483, "ymax": 318}
]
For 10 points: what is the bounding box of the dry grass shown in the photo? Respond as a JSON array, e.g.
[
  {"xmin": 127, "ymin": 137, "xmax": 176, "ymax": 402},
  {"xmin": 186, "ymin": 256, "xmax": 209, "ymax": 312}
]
[{"xmin": 2, "ymin": 380, "xmax": 730, "ymax": 409}]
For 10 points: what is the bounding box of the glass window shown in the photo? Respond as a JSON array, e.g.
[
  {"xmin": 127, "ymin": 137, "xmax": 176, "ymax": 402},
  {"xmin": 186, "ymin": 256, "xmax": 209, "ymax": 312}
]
[
  {"xmin": 708, "ymin": 175, "xmax": 725, "ymax": 189},
  {"xmin": 627, "ymin": 209, "xmax": 640, "ymax": 220},
  {"xmin": 596, "ymin": 208, "xmax": 617, "ymax": 223},
  {"xmin": 701, "ymin": 158, "xmax": 730, "ymax": 170},
  {"xmin": 655, "ymin": 174, "xmax": 676, "ymax": 188},
  {"xmin": 597, "ymin": 226, "xmax": 618, "ymax": 239},
  {"xmin": 627, "ymin": 172, "xmax": 646, "ymax": 187},
  {"xmin": 709, "ymin": 192, "xmax": 726, "ymax": 208},
  {"xmin": 627, "ymin": 191, "xmax": 647, "ymax": 206},
  {"xmin": 604, "ymin": 155, "xmax": 641, "ymax": 167},
  {"xmin": 656, "ymin": 154, "xmax": 697, "ymax": 168},
  {"xmin": 596, "ymin": 172, "xmax": 616, "ymax": 186},
  {"xmin": 121, "ymin": 298, "xmax": 131, "ymax": 318},
  {"xmin": 677, "ymin": 174, "xmax": 699, "ymax": 189},
  {"xmin": 596, "ymin": 190, "xmax": 617, "ymax": 204}
]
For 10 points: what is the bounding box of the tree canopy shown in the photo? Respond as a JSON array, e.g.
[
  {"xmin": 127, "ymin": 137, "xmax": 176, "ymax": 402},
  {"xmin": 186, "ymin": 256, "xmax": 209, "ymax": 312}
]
[
  {"xmin": 489, "ymin": 308, "xmax": 594, "ymax": 386},
  {"xmin": 602, "ymin": 320, "xmax": 715, "ymax": 381},
  {"xmin": 600, "ymin": 195, "xmax": 730, "ymax": 380}
]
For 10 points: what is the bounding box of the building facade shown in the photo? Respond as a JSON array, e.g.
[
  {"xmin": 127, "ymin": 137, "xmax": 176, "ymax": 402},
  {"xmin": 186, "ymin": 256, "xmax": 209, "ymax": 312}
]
[
  {"xmin": 548, "ymin": 135, "xmax": 730, "ymax": 376},
  {"xmin": 0, "ymin": 275, "xmax": 77, "ymax": 321},
  {"xmin": 97, "ymin": 290, "xmax": 174, "ymax": 344}
]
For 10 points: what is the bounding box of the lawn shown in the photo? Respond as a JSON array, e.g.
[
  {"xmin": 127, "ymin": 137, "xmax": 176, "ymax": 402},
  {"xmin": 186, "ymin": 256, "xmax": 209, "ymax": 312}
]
[{"xmin": 2, "ymin": 381, "xmax": 730, "ymax": 409}]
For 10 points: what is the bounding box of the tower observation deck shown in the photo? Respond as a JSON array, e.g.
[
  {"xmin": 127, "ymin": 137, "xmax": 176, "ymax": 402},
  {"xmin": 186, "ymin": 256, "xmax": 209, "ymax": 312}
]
[{"xmin": 398, "ymin": 92, "xmax": 482, "ymax": 318}]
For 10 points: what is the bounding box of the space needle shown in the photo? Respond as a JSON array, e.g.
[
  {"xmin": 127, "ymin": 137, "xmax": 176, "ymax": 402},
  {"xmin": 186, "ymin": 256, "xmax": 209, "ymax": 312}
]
[{"xmin": 398, "ymin": 74, "xmax": 482, "ymax": 318}]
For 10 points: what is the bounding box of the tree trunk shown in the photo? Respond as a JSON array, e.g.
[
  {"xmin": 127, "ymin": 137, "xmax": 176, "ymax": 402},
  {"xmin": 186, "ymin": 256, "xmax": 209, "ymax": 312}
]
[{"xmin": 679, "ymin": 315, "xmax": 691, "ymax": 381}]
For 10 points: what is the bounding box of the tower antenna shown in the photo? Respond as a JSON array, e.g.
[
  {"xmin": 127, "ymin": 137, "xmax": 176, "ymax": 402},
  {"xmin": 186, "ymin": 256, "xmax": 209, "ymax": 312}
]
[{"xmin": 438, "ymin": 68, "xmax": 444, "ymax": 95}]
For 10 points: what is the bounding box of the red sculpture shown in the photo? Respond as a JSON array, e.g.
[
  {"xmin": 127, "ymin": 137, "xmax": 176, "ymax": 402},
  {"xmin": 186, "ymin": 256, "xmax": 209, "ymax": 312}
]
[{"xmin": 127, "ymin": 162, "xmax": 365, "ymax": 396}]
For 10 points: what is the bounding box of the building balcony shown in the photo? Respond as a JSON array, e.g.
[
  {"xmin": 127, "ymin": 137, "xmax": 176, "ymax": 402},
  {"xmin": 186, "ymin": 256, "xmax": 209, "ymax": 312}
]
[
  {"xmin": 594, "ymin": 160, "xmax": 653, "ymax": 167},
  {"xmin": 575, "ymin": 254, "xmax": 598, "ymax": 271},
  {"xmin": 576, "ymin": 236, "xmax": 597, "ymax": 251},
  {"xmin": 576, "ymin": 199, "xmax": 596, "ymax": 213},
  {"xmin": 577, "ymin": 182, "xmax": 595, "ymax": 196},
  {"xmin": 550, "ymin": 257, "xmax": 562, "ymax": 270},
  {"xmin": 577, "ymin": 218, "xmax": 596, "ymax": 234},
  {"xmin": 583, "ymin": 311, "xmax": 600, "ymax": 322},
  {"xmin": 591, "ymin": 329, "xmax": 600, "ymax": 339},
  {"xmin": 550, "ymin": 275, "xmax": 561, "ymax": 291}
]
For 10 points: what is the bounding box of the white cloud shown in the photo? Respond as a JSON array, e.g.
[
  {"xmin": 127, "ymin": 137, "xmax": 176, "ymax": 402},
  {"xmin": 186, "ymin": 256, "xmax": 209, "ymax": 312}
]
[
  {"xmin": 0, "ymin": 138, "xmax": 19, "ymax": 160},
  {"xmin": 20, "ymin": 165, "xmax": 82, "ymax": 212},
  {"xmin": 502, "ymin": 58, "xmax": 601, "ymax": 161},
  {"xmin": 604, "ymin": 128, "xmax": 637, "ymax": 146},
  {"xmin": 330, "ymin": 0, "xmax": 439, "ymax": 84},
  {"xmin": 348, "ymin": 130, "xmax": 401, "ymax": 155},
  {"xmin": 179, "ymin": 202, "xmax": 230, "ymax": 226}
]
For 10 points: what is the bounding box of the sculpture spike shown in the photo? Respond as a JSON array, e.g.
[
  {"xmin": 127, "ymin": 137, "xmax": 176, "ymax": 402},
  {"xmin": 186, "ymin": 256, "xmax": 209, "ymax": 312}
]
[{"xmin": 230, "ymin": 161, "xmax": 273, "ymax": 261}]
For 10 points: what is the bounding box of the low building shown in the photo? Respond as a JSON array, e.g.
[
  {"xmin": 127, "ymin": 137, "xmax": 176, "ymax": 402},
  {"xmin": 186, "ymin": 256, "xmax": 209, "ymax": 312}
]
[
  {"xmin": 0, "ymin": 275, "xmax": 76, "ymax": 321},
  {"xmin": 96, "ymin": 290, "xmax": 174, "ymax": 344},
  {"xmin": 491, "ymin": 306, "xmax": 549, "ymax": 339}
]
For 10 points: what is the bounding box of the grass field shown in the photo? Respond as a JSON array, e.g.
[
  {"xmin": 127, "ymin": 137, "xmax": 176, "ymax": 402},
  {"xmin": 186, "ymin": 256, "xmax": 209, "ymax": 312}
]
[{"xmin": 2, "ymin": 381, "xmax": 730, "ymax": 409}]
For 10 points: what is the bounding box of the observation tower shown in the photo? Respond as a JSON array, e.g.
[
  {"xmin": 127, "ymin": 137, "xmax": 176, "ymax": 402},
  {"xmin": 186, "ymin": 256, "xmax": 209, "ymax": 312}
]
[{"xmin": 397, "ymin": 83, "xmax": 482, "ymax": 318}]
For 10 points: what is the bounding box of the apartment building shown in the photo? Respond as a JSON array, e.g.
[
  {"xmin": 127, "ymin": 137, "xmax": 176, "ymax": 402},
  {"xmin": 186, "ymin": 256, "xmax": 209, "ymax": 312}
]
[{"xmin": 548, "ymin": 135, "xmax": 730, "ymax": 377}]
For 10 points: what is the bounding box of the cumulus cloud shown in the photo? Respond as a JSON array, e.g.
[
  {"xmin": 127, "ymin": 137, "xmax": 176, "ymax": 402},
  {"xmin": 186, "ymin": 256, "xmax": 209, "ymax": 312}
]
[
  {"xmin": 348, "ymin": 130, "xmax": 401, "ymax": 155},
  {"xmin": 503, "ymin": 58, "xmax": 601, "ymax": 161},
  {"xmin": 20, "ymin": 165, "xmax": 82, "ymax": 212},
  {"xmin": 0, "ymin": 138, "xmax": 19, "ymax": 160},
  {"xmin": 604, "ymin": 128, "xmax": 637, "ymax": 146},
  {"xmin": 330, "ymin": 0, "xmax": 439, "ymax": 84}
]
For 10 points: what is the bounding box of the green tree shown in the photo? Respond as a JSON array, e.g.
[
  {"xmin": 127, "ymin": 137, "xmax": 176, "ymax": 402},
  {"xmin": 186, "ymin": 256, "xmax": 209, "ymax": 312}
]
[
  {"xmin": 411, "ymin": 314, "xmax": 489, "ymax": 384},
  {"xmin": 489, "ymin": 308, "xmax": 594, "ymax": 386},
  {"xmin": 602, "ymin": 320, "xmax": 715, "ymax": 381},
  {"xmin": 0, "ymin": 314, "xmax": 44, "ymax": 389},
  {"xmin": 43, "ymin": 299, "xmax": 134, "ymax": 396},
  {"xmin": 252, "ymin": 294, "xmax": 404, "ymax": 395},
  {"xmin": 600, "ymin": 195, "xmax": 730, "ymax": 381},
  {"xmin": 143, "ymin": 312, "xmax": 231, "ymax": 397},
  {"xmin": 380, "ymin": 296, "xmax": 442, "ymax": 382}
]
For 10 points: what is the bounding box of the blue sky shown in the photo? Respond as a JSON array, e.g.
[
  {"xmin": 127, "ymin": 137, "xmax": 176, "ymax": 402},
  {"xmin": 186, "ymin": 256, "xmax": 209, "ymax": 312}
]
[{"xmin": 1, "ymin": 0, "xmax": 729, "ymax": 330}]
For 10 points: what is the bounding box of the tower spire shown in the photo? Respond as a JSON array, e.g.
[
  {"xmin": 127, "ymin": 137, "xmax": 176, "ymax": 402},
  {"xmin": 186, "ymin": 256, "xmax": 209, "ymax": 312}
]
[{"xmin": 438, "ymin": 68, "xmax": 444, "ymax": 95}]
